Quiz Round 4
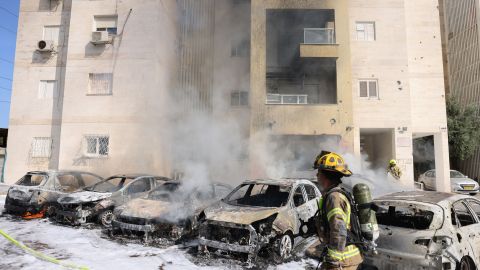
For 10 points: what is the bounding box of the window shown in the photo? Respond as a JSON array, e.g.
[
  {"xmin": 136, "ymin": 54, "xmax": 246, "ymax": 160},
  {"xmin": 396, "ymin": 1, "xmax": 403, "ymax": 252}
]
[
  {"xmin": 467, "ymin": 200, "xmax": 480, "ymax": 220},
  {"xmin": 79, "ymin": 173, "xmax": 103, "ymax": 188},
  {"xmin": 84, "ymin": 135, "xmax": 109, "ymax": 157},
  {"xmin": 225, "ymin": 184, "xmax": 291, "ymax": 207},
  {"xmin": 38, "ymin": 80, "xmax": 57, "ymax": 99},
  {"xmin": 356, "ymin": 22, "xmax": 375, "ymax": 41},
  {"xmin": 88, "ymin": 73, "xmax": 112, "ymax": 95},
  {"xmin": 304, "ymin": 184, "xmax": 318, "ymax": 201},
  {"xmin": 43, "ymin": 25, "xmax": 60, "ymax": 44},
  {"xmin": 56, "ymin": 173, "xmax": 81, "ymax": 192},
  {"xmin": 453, "ymin": 201, "xmax": 477, "ymax": 227},
  {"xmin": 293, "ymin": 186, "xmax": 306, "ymax": 207},
  {"xmin": 31, "ymin": 137, "xmax": 52, "ymax": 158},
  {"xmin": 231, "ymin": 39, "xmax": 249, "ymax": 57},
  {"xmin": 127, "ymin": 178, "xmax": 151, "ymax": 194},
  {"xmin": 94, "ymin": 15, "xmax": 118, "ymax": 35},
  {"xmin": 231, "ymin": 90, "xmax": 249, "ymax": 106},
  {"xmin": 376, "ymin": 204, "xmax": 436, "ymax": 230},
  {"xmin": 266, "ymin": 94, "xmax": 308, "ymax": 104},
  {"xmin": 359, "ymin": 80, "xmax": 378, "ymax": 99},
  {"xmin": 16, "ymin": 174, "xmax": 47, "ymax": 186}
]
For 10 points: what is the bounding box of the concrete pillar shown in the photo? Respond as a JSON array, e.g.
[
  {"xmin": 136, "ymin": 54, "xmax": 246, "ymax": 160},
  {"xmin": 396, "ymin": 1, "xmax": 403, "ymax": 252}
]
[{"xmin": 434, "ymin": 131, "xmax": 451, "ymax": 192}]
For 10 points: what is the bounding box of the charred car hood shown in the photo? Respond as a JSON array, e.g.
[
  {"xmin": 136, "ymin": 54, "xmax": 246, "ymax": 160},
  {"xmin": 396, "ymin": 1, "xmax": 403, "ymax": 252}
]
[
  {"xmin": 58, "ymin": 191, "xmax": 112, "ymax": 204},
  {"xmin": 204, "ymin": 201, "xmax": 280, "ymax": 225},
  {"xmin": 119, "ymin": 199, "xmax": 173, "ymax": 220},
  {"xmin": 7, "ymin": 186, "xmax": 37, "ymax": 201}
]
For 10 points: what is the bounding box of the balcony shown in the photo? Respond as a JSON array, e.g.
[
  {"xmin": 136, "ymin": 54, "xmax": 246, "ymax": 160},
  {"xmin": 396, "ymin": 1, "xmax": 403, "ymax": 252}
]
[{"xmin": 301, "ymin": 28, "xmax": 338, "ymax": 58}]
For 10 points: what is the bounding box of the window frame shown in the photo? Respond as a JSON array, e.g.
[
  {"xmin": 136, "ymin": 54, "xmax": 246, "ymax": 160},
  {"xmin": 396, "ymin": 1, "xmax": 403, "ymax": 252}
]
[
  {"xmin": 230, "ymin": 90, "xmax": 249, "ymax": 107},
  {"xmin": 356, "ymin": 21, "xmax": 376, "ymax": 41},
  {"xmin": 87, "ymin": 73, "xmax": 113, "ymax": 96},
  {"xmin": 358, "ymin": 79, "xmax": 379, "ymax": 99},
  {"xmin": 126, "ymin": 177, "xmax": 152, "ymax": 195},
  {"xmin": 93, "ymin": 15, "xmax": 118, "ymax": 36},
  {"xmin": 38, "ymin": 80, "xmax": 58, "ymax": 99},
  {"xmin": 452, "ymin": 200, "xmax": 478, "ymax": 227},
  {"xmin": 292, "ymin": 185, "xmax": 307, "ymax": 207},
  {"xmin": 42, "ymin": 25, "xmax": 61, "ymax": 45},
  {"xmin": 83, "ymin": 135, "xmax": 110, "ymax": 158}
]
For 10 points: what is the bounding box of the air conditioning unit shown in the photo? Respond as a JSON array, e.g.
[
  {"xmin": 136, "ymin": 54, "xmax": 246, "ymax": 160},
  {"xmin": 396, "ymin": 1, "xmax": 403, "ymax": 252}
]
[
  {"xmin": 36, "ymin": 40, "xmax": 54, "ymax": 52},
  {"xmin": 91, "ymin": 31, "xmax": 111, "ymax": 45}
]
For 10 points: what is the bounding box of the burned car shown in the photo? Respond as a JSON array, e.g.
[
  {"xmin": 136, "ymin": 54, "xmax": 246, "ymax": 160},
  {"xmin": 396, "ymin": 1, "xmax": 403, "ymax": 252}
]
[
  {"xmin": 363, "ymin": 191, "xmax": 480, "ymax": 270},
  {"xmin": 56, "ymin": 174, "xmax": 170, "ymax": 226},
  {"xmin": 111, "ymin": 181, "xmax": 232, "ymax": 241},
  {"xmin": 198, "ymin": 179, "xmax": 321, "ymax": 262},
  {"xmin": 4, "ymin": 170, "xmax": 103, "ymax": 218}
]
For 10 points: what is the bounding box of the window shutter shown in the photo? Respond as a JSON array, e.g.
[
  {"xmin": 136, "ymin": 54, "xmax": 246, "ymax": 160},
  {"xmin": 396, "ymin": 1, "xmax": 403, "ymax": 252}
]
[
  {"xmin": 43, "ymin": 26, "xmax": 60, "ymax": 44},
  {"xmin": 359, "ymin": 81, "xmax": 368, "ymax": 97},
  {"xmin": 95, "ymin": 16, "xmax": 117, "ymax": 29},
  {"xmin": 366, "ymin": 23, "xmax": 375, "ymax": 41}
]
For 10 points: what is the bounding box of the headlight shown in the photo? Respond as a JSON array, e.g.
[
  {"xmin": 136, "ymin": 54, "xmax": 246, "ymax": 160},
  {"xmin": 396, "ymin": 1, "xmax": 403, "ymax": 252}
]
[{"xmin": 251, "ymin": 213, "xmax": 278, "ymax": 235}]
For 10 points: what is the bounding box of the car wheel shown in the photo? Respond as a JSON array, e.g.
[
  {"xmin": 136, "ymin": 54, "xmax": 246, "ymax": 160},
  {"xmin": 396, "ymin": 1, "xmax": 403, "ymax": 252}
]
[
  {"xmin": 99, "ymin": 210, "xmax": 114, "ymax": 227},
  {"xmin": 470, "ymin": 193, "xmax": 477, "ymax": 196},
  {"xmin": 458, "ymin": 257, "xmax": 474, "ymax": 270},
  {"xmin": 273, "ymin": 233, "xmax": 293, "ymax": 263},
  {"xmin": 44, "ymin": 204, "xmax": 58, "ymax": 217}
]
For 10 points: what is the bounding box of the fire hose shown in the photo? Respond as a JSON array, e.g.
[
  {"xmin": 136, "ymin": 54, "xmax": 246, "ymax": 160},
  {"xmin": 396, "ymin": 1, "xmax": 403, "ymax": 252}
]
[{"xmin": 0, "ymin": 228, "xmax": 89, "ymax": 270}]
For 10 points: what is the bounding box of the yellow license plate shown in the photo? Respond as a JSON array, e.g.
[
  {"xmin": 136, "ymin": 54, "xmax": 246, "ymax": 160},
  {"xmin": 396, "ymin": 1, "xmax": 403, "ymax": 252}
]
[{"xmin": 464, "ymin": 186, "xmax": 474, "ymax": 190}]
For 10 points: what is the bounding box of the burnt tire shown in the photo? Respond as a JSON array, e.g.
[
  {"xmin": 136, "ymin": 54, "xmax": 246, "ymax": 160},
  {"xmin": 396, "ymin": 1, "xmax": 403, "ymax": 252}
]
[
  {"xmin": 458, "ymin": 257, "xmax": 475, "ymax": 270},
  {"xmin": 44, "ymin": 204, "xmax": 58, "ymax": 217},
  {"xmin": 98, "ymin": 210, "xmax": 114, "ymax": 227},
  {"xmin": 272, "ymin": 233, "xmax": 293, "ymax": 263}
]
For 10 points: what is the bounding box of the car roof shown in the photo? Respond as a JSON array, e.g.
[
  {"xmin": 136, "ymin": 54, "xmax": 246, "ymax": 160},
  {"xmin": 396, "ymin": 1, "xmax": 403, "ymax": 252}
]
[
  {"xmin": 376, "ymin": 191, "xmax": 459, "ymax": 204},
  {"xmin": 107, "ymin": 174, "xmax": 160, "ymax": 179},
  {"xmin": 242, "ymin": 178, "xmax": 314, "ymax": 186},
  {"xmin": 27, "ymin": 170, "xmax": 100, "ymax": 175}
]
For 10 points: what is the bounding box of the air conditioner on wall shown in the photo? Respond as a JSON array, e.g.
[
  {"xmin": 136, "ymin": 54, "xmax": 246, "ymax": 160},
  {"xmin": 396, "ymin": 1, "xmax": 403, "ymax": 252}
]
[
  {"xmin": 36, "ymin": 40, "xmax": 54, "ymax": 52},
  {"xmin": 91, "ymin": 31, "xmax": 111, "ymax": 45}
]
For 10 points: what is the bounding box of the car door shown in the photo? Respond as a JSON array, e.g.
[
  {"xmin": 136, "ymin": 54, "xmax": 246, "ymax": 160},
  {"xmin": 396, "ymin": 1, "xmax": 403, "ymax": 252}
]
[
  {"xmin": 303, "ymin": 183, "xmax": 320, "ymax": 219},
  {"xmin": 452, "ymin": 200, "xmax": 479, "ymax": 260},
  {"xmin": 124, "ymin": 177, "xmax": 152, "ymax": 202},
  {"xmin": 465, "ymin": 199, "xmax": 480, "ymax": 263},
  {"xmin": 291, "ymin": 185, "xmax": 311, "ymax": 231}
]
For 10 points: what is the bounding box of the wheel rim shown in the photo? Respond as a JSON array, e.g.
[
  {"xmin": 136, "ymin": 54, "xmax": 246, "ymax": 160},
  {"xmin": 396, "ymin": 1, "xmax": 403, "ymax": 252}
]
[
  {"xmin": 279, "ymin": 235, "xmax": 292, "ymax": 258},
  {"xmin": 460, "ymin": 259, "xmax": 471, "ymax": 270},
  {"xmin": 101, "ymin": 211, "xmax": 114, "ymax": 226}
]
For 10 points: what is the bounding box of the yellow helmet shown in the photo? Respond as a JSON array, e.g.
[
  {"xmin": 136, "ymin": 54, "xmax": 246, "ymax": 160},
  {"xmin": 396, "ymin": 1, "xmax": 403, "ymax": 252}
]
[
  {"xmin": 389, "ymin": 159, "xmax": 397, "ymax": 166},
  {"xmin": 313, "ymin": 151, "xmax": 352, "ymax": 176}
]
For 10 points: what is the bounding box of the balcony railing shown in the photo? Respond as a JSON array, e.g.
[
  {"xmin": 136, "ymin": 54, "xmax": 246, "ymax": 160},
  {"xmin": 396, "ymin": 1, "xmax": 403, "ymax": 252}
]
[
  {"xmin": 266, "ymin": 94, "xmax": 308, "ymax": 105},
  {"xmin": 304, "ymin": 28, "xmax": 335, "ymax": 44}
]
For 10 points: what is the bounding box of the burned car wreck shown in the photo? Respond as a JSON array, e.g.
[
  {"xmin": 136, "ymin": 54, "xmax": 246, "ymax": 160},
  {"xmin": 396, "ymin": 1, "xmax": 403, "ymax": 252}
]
[
  {"xmin": 56, "ymin": 174, "xmax": 170, "ymax": 226},
  {"xmin": 111, "ymin": 181, "xmax": 232, "ymax": 241},
  {"xmin": 4, "ymin": 170, "xmax": 103, "ymax": 218},
  {"xmin": 198, "ymin": 179, "xmax": 321, "ymax": 262},
  {"xmin": 363, "ymin": 191, "xmax": 480, "ymax": 270}
]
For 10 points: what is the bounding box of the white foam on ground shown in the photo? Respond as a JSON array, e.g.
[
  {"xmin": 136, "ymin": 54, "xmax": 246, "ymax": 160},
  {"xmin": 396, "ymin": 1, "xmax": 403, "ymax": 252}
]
[{"xmin": 0, "ymin": 195, "xmax": 316, "ymax": 270}]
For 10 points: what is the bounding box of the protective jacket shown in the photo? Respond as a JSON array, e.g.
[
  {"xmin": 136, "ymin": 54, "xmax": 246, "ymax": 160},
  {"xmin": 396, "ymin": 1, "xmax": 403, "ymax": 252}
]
[
  {"xmin": 317, "ymin": 185, "xmax": 363, "ymax": 269},
  {"xmin": 387, "ymin": 165, "xmax": 402, "ymax": 180}
]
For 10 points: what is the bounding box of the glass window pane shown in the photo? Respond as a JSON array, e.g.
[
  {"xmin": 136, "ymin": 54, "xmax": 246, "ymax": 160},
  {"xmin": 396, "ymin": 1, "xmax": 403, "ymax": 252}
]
[
  {"xmin": 453, "ymin": 202, "xmax": 477, "ymax": 227},
  {"xmin": 359, "ymin": 81, "xmax": 368, "ymax": 97},
  {"xmin": 369, "ymin": 81, "xmax": 378, "ymax": 97},
  {"xmin": 98, "ymin": 137, "xmax": 109, "ymax": 155},
  {"xmin": 283, "ymin": 96, "xmax": 298, "ymax": 104},
  {"xmin": 86, "ymin": 137, "xmax": 97, "ymax": 154}
]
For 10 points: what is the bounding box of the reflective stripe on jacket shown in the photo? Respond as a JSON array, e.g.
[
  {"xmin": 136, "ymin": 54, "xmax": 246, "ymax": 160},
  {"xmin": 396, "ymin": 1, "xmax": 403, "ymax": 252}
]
[{"xmin": 317, "ymin": 188, "xmax": 362, "ymax": 265}]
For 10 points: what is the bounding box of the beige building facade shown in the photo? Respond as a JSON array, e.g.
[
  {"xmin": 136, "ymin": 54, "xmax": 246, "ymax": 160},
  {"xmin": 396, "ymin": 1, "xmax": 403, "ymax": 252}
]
[{"xmin": 6, "ymin": 0, "xmax": 450, "ymax": 191}]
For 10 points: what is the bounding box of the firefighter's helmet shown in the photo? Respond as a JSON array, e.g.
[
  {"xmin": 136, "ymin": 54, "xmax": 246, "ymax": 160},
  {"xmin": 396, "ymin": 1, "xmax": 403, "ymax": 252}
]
[
  {"xmin": 313, "ymin": 151, "xmax": 352, "ymax": 176},
  {"xmin": 389, "ymin": 159, "xmax": 397, "ymax": 166}
]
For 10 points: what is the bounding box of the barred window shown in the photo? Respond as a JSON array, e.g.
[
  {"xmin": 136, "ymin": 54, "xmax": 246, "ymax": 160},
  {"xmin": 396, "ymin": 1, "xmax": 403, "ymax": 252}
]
[
  {"xmin": 31, "ymin": 137, "xmax": 52, "ymax": 158},
  {"xmin": 88, "ymin": 73, "xmax": 112, "ymax": 95},
  {"xmin": 84, "ymin": 135, "xmax": 109, "ymax": 157},
  {"xmin": 356, "ymin": 22, "xmax": 376, "ymax": 41}
]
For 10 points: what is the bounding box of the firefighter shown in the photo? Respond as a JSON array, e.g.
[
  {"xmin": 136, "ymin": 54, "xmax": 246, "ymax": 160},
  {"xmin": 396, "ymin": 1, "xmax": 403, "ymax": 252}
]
[
  {"xmin": 307, "ymin": 151, "xmax": 363, "ymax": 270},
  {"xmin": 387, "ymin": 159, "xmax": 402, "ymax": 180}
]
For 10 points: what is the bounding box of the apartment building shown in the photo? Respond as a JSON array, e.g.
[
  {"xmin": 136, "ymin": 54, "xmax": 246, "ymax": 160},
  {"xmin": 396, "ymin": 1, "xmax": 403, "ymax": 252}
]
[
  {"xmin": 6, "ymin": 0, "xmax": 451, "ymax": 191},
  {"xmin": 440, "ymin": 0, "xmax": 480, "ymax": 179}
]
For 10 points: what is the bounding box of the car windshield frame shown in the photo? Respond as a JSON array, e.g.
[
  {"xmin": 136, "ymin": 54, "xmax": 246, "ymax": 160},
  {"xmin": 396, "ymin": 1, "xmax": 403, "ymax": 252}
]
[
  {"xmin": 84, "ymin": 177, "xmax": 134, "ymax": 193},
  {"xmin": 374, "ymin": 200, "xmax": 444, "ymax": 230},
  {"xmin": 224, "ymin": 183, "xmax": 292, "ymax": 208},
  {"xmin": 147, "ymin": 182, "xmax": 181, "ymax": 201},
  {"xmin": 15, "ymin": 173, "xmax": 48, "ymax": 186}
]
